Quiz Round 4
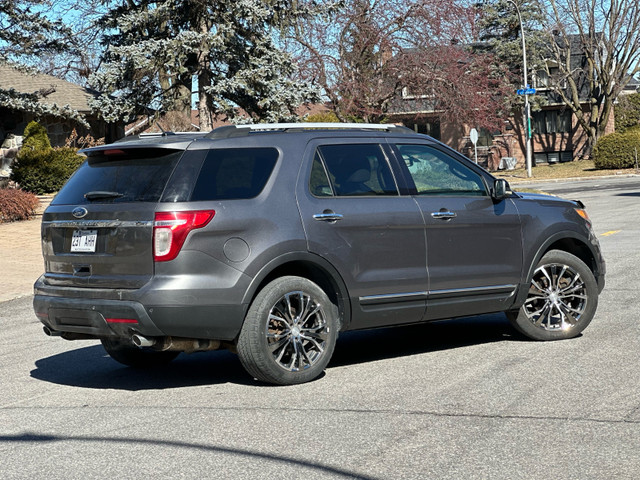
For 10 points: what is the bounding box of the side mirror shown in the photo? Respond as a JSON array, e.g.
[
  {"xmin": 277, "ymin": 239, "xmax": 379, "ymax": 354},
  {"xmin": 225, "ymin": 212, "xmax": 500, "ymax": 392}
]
[{"xmin": 492, "ymin": 178, "xmax": 510, "ymax": 201}]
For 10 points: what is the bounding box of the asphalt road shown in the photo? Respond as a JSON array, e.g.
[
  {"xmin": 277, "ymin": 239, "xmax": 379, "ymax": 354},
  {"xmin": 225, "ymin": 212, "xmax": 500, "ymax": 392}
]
[{"xmin": 1, "ymin": 177, "xmax": 639, "ymax": 479}]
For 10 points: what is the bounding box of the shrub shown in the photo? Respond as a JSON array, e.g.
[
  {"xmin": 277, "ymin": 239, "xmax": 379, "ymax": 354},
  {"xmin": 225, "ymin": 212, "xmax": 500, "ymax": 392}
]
[
  {"xmin": 22, "ymin": 121, "xmax": 51, "ymax": 151},
  {"xmin": 615, "ymin": 93, "xmax": 640, "ymax": 133},
  {"xmin": 10, "ymin": 147, "xmax": 84, "ymax": 194},
  {"xmin": 593, "ymin": 128, "xmax": 640, "ymax": 169},
  {"xmin": 10, "ymin": 121, "xmax": 84, "ymax": 194},
  {"xmin": 304, "ymin": 111, "xmax": 340, "ymax": 123},
  {"xmin": 0, "ymin": 188, "xmax": 40, "ymax": 223}
]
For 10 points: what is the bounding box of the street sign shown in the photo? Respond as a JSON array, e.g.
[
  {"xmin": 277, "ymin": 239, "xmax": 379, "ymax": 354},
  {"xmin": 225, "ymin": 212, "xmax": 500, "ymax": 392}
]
[
  {"xmin": 469, "ymin": 128, "xmax": 478, "ymax": 164},
  {"xmin": 517, "ymin": 87, "xmax": 536, "ymax": 95},
  {"xmin": 469, "ymin": 128, "xmax": 478, "ymax": 145}
]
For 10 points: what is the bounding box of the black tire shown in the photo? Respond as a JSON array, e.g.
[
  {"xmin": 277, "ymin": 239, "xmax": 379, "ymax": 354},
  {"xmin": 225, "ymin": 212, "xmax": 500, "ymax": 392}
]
[
  {"xmin": 101, "ymin": 338, "xmax": 179, "ymax": 368},
  {"xmin": 237, "ymin": 276, "xmax": 339, "ymax": 385},
  {"xmin": 507, "ymin": 250, "xmax": 598, "ymax": 341}
]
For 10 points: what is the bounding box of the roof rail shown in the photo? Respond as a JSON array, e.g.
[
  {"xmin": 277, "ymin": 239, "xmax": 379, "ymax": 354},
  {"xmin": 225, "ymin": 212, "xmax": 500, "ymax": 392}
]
[
  {"xmin": 235, "ymin": 122, "xmax": 407, "ymax": 131},
  {"xmin": 114, "ymin": 131, "xmax": 207, "ymax": 143},
  {"xmin": 138, "ymin": 131, "xmax": 205, "ymax": 138},
  {"xmin": 205, "ymin": 123, "xmax": 414, "ymax": 139}
]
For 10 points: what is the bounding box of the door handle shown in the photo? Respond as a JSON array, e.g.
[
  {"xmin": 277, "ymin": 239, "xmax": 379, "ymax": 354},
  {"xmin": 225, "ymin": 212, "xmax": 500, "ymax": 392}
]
[
  {"xmin": 431, "ymin": 211, "xmax": 457, "ymax": 220},
  {"xmin": 313, "ymin": 213, "xmax": 343, "ymax": 222}
]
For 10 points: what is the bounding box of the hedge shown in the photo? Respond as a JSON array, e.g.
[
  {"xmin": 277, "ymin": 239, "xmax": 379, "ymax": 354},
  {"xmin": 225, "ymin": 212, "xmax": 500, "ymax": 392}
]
[
  {"xmin": 593, "ymin": 128, "xmax": 640, "ymax": 169},
  {"xmin": 0, "ymin": 188, "xmax": 40, "ymax": 223}
]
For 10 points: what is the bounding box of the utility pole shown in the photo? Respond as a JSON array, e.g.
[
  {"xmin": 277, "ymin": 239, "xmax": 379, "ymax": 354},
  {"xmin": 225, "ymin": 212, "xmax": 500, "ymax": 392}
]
[{"xmin": 507, "ymin": 0, "xmax": 533, "ymax": 178}]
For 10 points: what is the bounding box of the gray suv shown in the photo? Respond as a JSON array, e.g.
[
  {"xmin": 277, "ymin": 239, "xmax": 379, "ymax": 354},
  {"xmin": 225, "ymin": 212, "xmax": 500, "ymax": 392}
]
[{"xmin": 34, "ymin": 123, "xmax": 605, "ymax": 385}]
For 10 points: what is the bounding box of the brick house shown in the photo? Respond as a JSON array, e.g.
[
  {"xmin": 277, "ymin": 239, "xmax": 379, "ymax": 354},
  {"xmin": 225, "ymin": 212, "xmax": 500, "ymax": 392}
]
[{"xmin": 388, "ymin": 36, "xmax": 634, "ymax": 170}]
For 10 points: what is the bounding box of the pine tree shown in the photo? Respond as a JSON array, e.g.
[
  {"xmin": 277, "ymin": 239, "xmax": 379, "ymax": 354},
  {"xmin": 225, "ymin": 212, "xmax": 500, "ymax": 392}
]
[
  {"xmin": 0, "ymin": 0, "xmax": 73, "ymax": 64},
  {"xmin": 90, "ymin": 0, "xmax": 323, "ymax": 128},
  {"xmin": 476, "ymin": 0, "xmax": 546, "ymax": 91},
  {"xmin": 0, "ymin": 1, "xmax": 87, "ymax": 125}
]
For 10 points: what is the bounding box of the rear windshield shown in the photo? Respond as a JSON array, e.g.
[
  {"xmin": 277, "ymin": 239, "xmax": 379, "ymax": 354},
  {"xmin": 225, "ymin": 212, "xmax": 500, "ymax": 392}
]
[
  {"xmin": 51, "ymin": 149, "xmax": 182, "ymax": 205},
  {"xmin": 189, "ymin": 147, "xmax": 278, "ymax": 201}
]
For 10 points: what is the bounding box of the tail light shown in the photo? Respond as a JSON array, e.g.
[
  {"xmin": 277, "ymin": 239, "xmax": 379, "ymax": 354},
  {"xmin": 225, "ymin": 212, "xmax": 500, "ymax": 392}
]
[{"xmin": 153, "ymin": 210, "xmax": 215, "ymax": 262}]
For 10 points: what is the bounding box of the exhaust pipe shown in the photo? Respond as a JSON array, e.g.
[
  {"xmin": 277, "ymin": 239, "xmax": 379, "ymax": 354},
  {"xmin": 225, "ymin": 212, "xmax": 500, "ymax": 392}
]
[
  {"xmin": 161, "ymin": 337, "xmax": 221, "ymax": 353},
  {"xmin": 43, "ymin": 326, "xmax": 62, "ymax": 337},
  {"xmin": 44, "ymin": 326, "xmax": 98, "ymax": 340},
  {"xmin": 131, "ymin": 334, "xmax": 221, "ymax": 353},
  {"xmin": 131, "ymin": 334, "xmax": 156, "ymax": 348}
]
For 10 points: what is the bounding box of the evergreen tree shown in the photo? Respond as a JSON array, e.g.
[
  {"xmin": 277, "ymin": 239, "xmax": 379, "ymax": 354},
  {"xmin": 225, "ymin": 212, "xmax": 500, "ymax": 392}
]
[
  {"xmin": 477, "ymin": 0, "xmax": 546, "ymax": 92},
  {"xmin": 0, "ymin": 1, "xmax": 87, "ymax": 126},
  {"xmin": 90, "ymin": 0, "xmax": 323, "ymax": 128},
  {"xmin": 0, "ymin": 0, "xmax": 73, "ymax": 64}
]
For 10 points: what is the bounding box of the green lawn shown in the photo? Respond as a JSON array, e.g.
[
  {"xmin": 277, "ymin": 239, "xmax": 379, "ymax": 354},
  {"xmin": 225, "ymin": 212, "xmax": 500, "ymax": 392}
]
[{"xmin": 495, "ymin": 159, "xmax": 639, "ymax": 181}]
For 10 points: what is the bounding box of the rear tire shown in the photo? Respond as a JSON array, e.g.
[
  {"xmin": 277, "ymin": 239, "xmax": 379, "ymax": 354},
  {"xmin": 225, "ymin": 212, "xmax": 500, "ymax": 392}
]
[
  {"xmin": 237, "ymin": 276, "xmax": 339, "ymax": 385},
  {"xmin": 508, "ymin": 250, "xmax": 598, "ymax": 341},
  {"xmin": 101, "ymin": 338, "xmax": 179, "ymax": 368}
]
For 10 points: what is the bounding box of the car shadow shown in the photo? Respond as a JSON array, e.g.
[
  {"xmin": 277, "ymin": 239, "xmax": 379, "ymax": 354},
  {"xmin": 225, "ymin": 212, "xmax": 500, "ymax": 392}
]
[
  {"xmin": 31, "ymin": 347, "xmax": 254, "ymax": 390},
  {"xmin": 31, "ymin": 313, "xmax": 521, "ymax": 390},
  {"xmin": 330, "ymin": 313, "xmax": 520, "ymax": 368}
]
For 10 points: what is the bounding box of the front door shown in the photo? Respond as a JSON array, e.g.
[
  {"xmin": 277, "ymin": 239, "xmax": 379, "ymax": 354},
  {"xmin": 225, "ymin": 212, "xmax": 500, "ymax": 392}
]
[{"xmin": 390, "ymin": 142, "xmax": 523, "ymax": 320}]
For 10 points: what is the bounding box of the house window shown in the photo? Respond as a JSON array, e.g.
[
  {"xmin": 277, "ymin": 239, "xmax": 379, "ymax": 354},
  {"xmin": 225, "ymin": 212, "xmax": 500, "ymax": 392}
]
[
  {"xmin": 534, "ymin": 151, "xmax": 573, "ymax": 164},
  {"xmin": 535, "ymin": 69, "xmax": 550, "ymax": 88},
  {"xmin": 545, "ymin": 111, "xmax": 558, "ymax": 133},
  {"xmin": 476, "ymin": 128, "xmax": 494, "ymax": 147},
  {"xmin": 534, "ymin": 67, "xmax": 566, "ymax": 89},
  {"xmin": 532, "ymin": 110, "xmax": 571, "ymax": 134},
  {"xmin": 405, "ymin": 121, "xmax": 441, "ymax": 141}
]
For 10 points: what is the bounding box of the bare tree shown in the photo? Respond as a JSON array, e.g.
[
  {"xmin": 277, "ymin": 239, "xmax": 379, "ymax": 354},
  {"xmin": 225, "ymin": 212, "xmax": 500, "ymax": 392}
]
[
  {"xmin": 541, "ymin": 0, "xmax": 640, "ymax": 153},
  {"xmin": 291, "ymin": 0, "xmax": 510, "ymax": 129}
]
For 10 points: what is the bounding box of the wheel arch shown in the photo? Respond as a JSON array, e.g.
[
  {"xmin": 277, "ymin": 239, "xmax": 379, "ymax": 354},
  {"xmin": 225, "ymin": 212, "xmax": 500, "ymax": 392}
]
[
  {"xmin": 241, "ymin": 252, "xmax": 351, "ymax": 331},
  {"xmin": 514, "ymin": 231, "xmax": 603, "ymax": 307}
]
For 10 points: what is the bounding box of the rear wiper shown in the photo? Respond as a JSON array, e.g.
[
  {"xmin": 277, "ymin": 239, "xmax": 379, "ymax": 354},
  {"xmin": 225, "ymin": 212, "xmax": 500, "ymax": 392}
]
[{"xmin": 84, "ymin": 191, "xmax": 124, "ymax": 201}]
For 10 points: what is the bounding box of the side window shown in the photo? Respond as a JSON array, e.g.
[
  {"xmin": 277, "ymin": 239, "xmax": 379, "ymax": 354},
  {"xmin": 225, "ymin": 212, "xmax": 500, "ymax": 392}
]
[
  {"xmin": 395, "ymin": 144, "xmax": 487, "ymax": 196},
  {"xmin": 190, "ymin": 147, "xmax": 278, "ymax": 201},
  {"xmin": 310, "ymin": 144, "xmax": 398, "ymax": 197},
  {"xmin": 309, "ymin": 152, "xmax": 334, "ymax": 197}
]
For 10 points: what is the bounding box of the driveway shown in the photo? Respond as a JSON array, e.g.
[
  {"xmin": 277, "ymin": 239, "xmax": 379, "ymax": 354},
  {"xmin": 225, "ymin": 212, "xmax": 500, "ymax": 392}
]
[{"xmin": 0, "ymin": 197, "xmax": 49, "ymax": 302}]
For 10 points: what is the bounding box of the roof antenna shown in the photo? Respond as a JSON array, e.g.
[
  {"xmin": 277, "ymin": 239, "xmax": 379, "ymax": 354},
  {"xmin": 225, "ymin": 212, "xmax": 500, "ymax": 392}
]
[{"xmin": 154, "ymin": 114, "xmax": 173, "ymax": 136}]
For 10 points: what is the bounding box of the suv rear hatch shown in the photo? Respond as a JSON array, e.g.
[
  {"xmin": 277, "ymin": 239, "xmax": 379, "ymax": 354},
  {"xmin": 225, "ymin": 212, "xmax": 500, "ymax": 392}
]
[{"xmin": 42, "ymin": 144, "xmax": 186, "ymax": 289}]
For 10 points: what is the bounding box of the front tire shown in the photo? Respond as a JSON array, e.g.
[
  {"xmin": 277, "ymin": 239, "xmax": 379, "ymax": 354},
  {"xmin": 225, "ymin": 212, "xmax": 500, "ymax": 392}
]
[
  {"xmin": 237, "ymin": 276, "xmax": 339, "ymax": 385},
  {"xmin": 508, "ymin": 250, "xmax": 598, "ymax": 341},
  {"xmin": 101, "ymin": 338, "xmax": 179, "ymax": 368}
]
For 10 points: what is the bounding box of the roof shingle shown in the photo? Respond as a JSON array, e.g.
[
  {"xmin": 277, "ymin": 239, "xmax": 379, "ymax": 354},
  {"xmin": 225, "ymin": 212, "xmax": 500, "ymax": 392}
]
[{"xmin": 0, "ymin": 63, "xmax": 98, "ymax": 113}]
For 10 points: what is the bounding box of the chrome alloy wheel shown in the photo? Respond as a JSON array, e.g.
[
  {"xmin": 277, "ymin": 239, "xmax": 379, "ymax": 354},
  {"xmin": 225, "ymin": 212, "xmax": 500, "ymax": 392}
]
[
  {"xmin": 523, "ymin": 263, "xmax": 588, "ymax": 331},
  {"xmin": 266, "ymin": 291, "xmax": 329, "ymax": 372}
]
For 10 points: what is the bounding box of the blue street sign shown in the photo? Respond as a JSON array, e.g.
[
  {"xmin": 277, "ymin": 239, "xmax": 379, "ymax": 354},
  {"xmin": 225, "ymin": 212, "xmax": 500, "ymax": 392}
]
[{"xmin": 517, "ymin": 88, "xmax": 536, "ymax": 95}]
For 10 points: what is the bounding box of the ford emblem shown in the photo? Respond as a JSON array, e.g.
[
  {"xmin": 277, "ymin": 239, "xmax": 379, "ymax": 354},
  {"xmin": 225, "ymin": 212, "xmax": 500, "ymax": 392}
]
[{"xmin": 72, "ymin": 207, "xmax": 88, "ymax": 219}]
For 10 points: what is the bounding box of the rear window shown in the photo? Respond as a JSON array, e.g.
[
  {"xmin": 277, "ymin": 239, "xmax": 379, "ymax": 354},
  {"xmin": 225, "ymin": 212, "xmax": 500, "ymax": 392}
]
[
  {"xmin": 189, "ymin": 148, "xmax": 278, "ymax": 201},
  {"xmin": 51, "ymin": 149, "xmax": 182, "ymax": 205}
]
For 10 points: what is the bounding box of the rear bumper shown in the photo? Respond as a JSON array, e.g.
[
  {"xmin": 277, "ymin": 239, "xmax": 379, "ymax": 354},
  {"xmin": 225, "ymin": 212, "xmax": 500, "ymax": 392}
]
[
  {"xmin": 34, "ymin": 294, "xmax": 165, "ymax": 339},
  {"xmin": 33, "ymin": 277, "xmax": 248, "ymax": 342}
]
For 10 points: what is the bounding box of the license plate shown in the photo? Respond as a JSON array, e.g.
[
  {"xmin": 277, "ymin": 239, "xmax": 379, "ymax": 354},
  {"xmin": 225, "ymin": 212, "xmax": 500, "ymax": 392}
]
[{"xmin": 71, "ymin": 229, "xmax": 98, "ymax": 253}]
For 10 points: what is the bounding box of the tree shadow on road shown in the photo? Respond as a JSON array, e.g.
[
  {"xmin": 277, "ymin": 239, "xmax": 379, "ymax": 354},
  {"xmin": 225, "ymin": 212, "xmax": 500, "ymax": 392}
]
[{"xmin": 31, "ymin": 313, "xmax": 521, "ymax": 390}]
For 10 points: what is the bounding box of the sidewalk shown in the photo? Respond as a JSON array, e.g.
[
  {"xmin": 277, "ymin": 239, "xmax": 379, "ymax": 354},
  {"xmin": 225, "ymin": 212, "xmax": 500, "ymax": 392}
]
[{"xmin": 0, "ymin": 196, "xmax": 51, "ymax": 303}]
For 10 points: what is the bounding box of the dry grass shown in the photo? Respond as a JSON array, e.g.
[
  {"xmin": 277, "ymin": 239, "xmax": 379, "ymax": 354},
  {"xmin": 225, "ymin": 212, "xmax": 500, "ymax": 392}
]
[{"xmin": 495, "ymin": 159, "xmax": 639, "ymax": 182}]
